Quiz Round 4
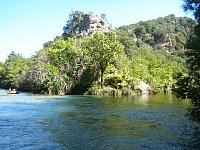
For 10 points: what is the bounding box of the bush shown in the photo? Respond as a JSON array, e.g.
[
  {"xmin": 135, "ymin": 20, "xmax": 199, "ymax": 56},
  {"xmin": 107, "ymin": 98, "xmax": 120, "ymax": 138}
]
[{"xmin": 85, "ymin": 83, "xmax": 136, "ymax": 96}]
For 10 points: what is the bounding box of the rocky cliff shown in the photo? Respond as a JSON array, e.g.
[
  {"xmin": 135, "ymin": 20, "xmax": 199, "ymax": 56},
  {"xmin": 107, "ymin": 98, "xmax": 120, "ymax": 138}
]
[
  {"xmin": 63, "ymin": 12, "xmax": 112, "ymax": 39},
  {"xmin": 79, "ymin": 13, "xmax": 111, "ymax": 36}
]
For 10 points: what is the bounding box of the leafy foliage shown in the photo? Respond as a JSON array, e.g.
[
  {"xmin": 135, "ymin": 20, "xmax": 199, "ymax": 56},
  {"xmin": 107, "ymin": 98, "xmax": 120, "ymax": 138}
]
[
  {"xmin": 174, "ymin": 0, "xmax": 200, "ymax": 122},
  {"xmin": 0, "ymin": 51, "xmax": 27, "ymax": 89},
  {"xmin": 63, "ymin": 10, "xmax": 85, "ymax": 39},
  {"xmin": 82, "ymin": 32, "xmax": 124, "ymax": 86},
  {"xmin": 0, "ymin": 11, "xmax": 192, "ymax": 96},
  {"xmin": 117, "ymin": 14, "xmax": 196, "ymax": 52}
]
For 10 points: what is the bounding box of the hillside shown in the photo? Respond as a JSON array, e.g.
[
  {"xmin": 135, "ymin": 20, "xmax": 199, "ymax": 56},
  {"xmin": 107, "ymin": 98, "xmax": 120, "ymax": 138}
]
[{"xmin": 116, "ymin": 14, "xmax": 196, "ymax": 53}]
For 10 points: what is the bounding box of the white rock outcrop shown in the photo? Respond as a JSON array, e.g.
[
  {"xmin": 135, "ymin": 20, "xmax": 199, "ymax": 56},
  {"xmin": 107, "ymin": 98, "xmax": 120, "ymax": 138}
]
[{"xmin": 138, "ymin": 81, "xmax": 150, "ymax": 94}]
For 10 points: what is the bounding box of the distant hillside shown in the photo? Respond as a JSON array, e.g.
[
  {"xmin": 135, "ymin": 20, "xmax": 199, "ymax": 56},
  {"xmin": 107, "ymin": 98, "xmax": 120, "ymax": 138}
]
[{"xmin": 116, "ymin": 14, "xmax": 196, "ymax": 53}]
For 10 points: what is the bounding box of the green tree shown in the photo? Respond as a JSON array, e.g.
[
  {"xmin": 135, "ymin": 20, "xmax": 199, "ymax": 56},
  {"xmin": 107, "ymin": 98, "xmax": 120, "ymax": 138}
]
[
  {"xmin": 83, "ymin": 32, "xmax": 124, "ymax": 87},
  {"xmin": 28, "ymin": 50, "xmax": 51, "ymax": 94},
  {"xmin": 1, "ymin": 51, "xmax": 26, "ymax": 89},
  {"xmin": 174, "ymin": 0, "xmax": 200, "ymax": 122},
  {"xmin": 134, "ymin": 25, "xmax": 146, "ymax": 40},
  {"xmin": 63, "ymin": 11, "xmax": 84, "ymax": 39},
  {"xmin": 0, "ymin": 61, "xmax": 5, "ymax": 86},
  {"xmin": 183, "ymin": 0, "xmax": 200, "ymax": 22},
  {"xmin": 43, "ymin": 37, "xmax": 92, "ymax": 94},
  {"xmin": 45, "ymin": 38, "xmax": 84, "ymax": 94},
  {"xmin": 115, "ymin": 29, "xmax": 137, "ymax": 57},
  {"xmin": 116, "ymin": 14, "xmax": 195, "ymax": 51},
  {"xmin": 142, "ymin": 33, "xmax": 154, "ymax": 45}
]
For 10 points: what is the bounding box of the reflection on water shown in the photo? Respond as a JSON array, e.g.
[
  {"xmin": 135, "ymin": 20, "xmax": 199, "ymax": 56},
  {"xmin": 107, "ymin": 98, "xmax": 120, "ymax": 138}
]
[{"xmin": 0, "ymin": 90, "xmax": 199, "ymax": 149}]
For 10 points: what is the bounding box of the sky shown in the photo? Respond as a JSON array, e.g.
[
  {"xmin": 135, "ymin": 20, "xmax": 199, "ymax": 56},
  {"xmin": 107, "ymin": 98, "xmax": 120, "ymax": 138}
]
[{"xmin": 0, "ymin": 0, "xmax": 192, "ymax": 62}]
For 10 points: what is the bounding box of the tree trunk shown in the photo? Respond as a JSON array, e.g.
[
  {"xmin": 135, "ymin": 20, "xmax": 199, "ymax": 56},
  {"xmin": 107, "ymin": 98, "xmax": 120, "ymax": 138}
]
[{"xmin": 100, "ymin": 68, "xmax": 105, "ymax": 88}]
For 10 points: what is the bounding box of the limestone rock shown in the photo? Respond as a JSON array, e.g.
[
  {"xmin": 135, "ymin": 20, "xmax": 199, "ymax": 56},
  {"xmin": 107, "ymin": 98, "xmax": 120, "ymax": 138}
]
[
  {"xmin": 163, "ymin": 33, "xmax": 173, "ymax": 53},
  {"xmin": 138, "ymin": 81, "xmax": 150, "ymax": 94},
  {"xmin": 79, "ymin": 13, "xmax": 111, "ymax": 36},
  {"xmin": 64, "ymin": 13, "xmax": 112, "ymax": 39}
]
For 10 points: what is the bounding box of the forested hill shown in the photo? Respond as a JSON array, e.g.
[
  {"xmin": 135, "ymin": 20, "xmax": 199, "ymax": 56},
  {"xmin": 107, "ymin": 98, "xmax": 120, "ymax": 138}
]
[
  {"xmin": 0, "ymin": 12, "xmax": 196, "ymax": 95},
  {"xmin": 116, "ymin": 14, "xmax": 196, "ymax": 53}
]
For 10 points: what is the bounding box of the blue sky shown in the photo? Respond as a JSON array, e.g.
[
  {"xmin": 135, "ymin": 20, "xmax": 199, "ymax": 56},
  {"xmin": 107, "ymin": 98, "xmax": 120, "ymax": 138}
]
[{"xmin": 0, "ymin": 0, "xmax": 192, "ymax": 61}]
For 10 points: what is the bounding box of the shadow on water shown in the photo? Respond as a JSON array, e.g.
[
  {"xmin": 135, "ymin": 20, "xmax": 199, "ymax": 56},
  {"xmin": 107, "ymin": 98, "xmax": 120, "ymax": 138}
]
[{"xmin": 177, "ymin": 121, "xmax": 200, "ymax": 149}]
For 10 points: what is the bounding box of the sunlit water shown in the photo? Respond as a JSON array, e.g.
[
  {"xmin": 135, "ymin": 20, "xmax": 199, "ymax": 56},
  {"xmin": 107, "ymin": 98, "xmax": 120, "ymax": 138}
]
[{"xmin": 0, "ymin": 89, "xmax": 200, "ymax": 150}]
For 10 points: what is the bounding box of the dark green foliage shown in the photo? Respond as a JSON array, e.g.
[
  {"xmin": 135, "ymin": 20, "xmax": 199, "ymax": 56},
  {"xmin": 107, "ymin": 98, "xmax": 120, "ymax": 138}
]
[
  {"xmin": 183, "ymin": 0, "xmax": 200, "ymax": 22},
  {"xmin": 175, "ymin": 29, "xmax": 200, "ymax": 121},
  {"xmin": 0, "ymin": 51, "xmax": 27, "ymax": 89},
  {"xmin": 174, "ymin": 0, "xmax": 200, "ymax": 122},
  {"xmin": 71, "ymin": 68, "xmax": 98, "ymax": 95},
  {"xmin": 117, "ymin": 14, "xmax": 196, "ymax": 52},
  {"xmin": 82, "ymin": 32, "xmax": 124, "ymax": 87},
  {"xmin": 63, "ymin": 10, "xmax": 85, "ymax": 39},
  {"xmin": 0, "ymin": 61, "xmax": 5, "ymax": 87}
]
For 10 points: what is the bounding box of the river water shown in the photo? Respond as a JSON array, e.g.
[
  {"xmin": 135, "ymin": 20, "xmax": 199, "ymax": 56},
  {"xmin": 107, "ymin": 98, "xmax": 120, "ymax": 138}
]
[{"xmin": 0, "ymin": 89, "xmax": 199, "ymax": 150}]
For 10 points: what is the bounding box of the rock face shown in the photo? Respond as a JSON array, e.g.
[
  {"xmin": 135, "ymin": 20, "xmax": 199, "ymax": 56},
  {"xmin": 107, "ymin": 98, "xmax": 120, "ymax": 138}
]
[
  {"xmin": 163, "ymin": 34, "xmax": 173, "ymax": 53},
  {"xmin": 138, "ymin": 81, "xmax": 150, "ymax": 94},
  {"xmin": 63, "ymin": 13, "xmax": 112, "ymax": 39},
  {"xmin": 79, "ymin": 13, "xmax": 111, "ymax": 36}
]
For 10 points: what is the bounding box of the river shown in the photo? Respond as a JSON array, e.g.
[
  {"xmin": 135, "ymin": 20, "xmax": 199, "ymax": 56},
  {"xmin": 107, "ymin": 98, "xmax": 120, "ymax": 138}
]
[{"xmin": 0, "ymin": 89, "xmax": 199, "ymax": 149}]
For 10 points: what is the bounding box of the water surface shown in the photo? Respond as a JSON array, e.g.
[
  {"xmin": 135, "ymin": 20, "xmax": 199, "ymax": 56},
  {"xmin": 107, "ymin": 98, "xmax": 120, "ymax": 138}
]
[{"xmin": 0, "ymin": 89, "xmax": 199, "ymax": 149}]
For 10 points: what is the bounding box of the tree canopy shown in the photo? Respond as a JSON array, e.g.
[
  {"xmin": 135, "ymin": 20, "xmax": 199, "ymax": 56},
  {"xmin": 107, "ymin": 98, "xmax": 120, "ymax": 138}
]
[
  {"xmin": 117, "ymin": 14, "xmax": 196, "ymax": 53},
  {"xmin": 174, "ymin": 0, "xmax": 200, "ymax": 122}
]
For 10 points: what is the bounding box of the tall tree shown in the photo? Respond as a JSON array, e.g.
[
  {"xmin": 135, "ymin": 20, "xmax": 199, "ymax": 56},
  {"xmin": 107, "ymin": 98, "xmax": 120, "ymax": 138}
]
[
  {"xmin": 1, "ymin": 51, "xmax": 26, "ymax": 88},
  {"xmin": 45, "ymin": 38, "xmax": 88, "ymax": 94},
  {"xmin": 0, "ymin": 61, "xmax": 5, "ymax": 86},
  {"xmin": 174, "ymin": 0, "xmax": 200, "ymax": 122},
  {"xmin": 183, "ymin": 0, "xmax": 200, "ymax": 22},
  {"xmin": 83, "ymin": 32, "xmax": 124, "ymax": 87}
]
